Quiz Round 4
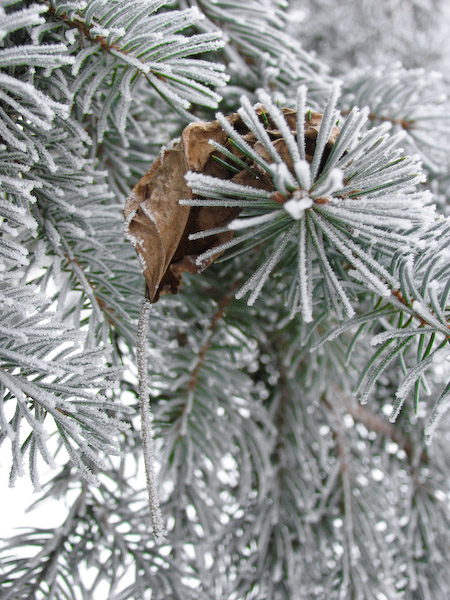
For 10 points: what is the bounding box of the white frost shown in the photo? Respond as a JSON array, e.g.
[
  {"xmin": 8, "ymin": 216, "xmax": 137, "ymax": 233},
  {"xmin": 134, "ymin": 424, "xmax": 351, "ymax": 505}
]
[{"xmin": 284, "ymin": 191, "xmax": 313, "ymax": 220}]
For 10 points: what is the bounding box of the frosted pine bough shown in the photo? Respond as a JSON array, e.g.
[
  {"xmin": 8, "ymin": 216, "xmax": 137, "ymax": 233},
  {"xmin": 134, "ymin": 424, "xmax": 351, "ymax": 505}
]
[
  {"xmin": 2, "ymin": 1, "xmax": 450, "ymax": 598},
  {"xmin": 341, "ymin": 63, "xmax": 450, "ymax": 174},
  {"xmin": 183, "ymin": 85, "xmax": 434, "ymax": 320}
]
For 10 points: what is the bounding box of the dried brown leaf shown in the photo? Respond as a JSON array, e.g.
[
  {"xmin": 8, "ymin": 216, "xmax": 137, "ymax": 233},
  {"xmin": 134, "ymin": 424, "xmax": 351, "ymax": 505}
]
[{"xmin": 124, "ymin": 116, "xmax": 241, "ymax": 302}]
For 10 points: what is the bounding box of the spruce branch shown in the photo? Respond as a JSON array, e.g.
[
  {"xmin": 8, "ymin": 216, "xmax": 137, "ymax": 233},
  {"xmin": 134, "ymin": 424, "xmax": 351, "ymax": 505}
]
[
  {"xmin": 180, "ymin": 0, "xmax": 332, "ymax": 105},
  {"xmin": 0, "ymin": 300, "xmax": 129, "ymax": 488},
  {"xmin": 341, "ymin": 64, "xmax": 450, "ymax": 173},
  {"xmin": 2, "ymin": 2, "xmax": 450, "ymax": 598},
  {"xmin": 40, "ymin": 0, "xmax": 228, "ymax": 128},
  {"xmin": 0, "ymin": 465, "xmax": 195, "ymax": 598},
  {"xmin": 45, "ymin": 1, "xmax": 138, "ymax": 55}
]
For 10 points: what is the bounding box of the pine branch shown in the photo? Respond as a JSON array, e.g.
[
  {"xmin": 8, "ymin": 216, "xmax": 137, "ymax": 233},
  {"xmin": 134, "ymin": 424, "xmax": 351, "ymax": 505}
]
[
  {"xmin": 341, "ymin": 108, "xmax": 415, "ymax": 131},
  {"xmin": 39, "ymin": 0, "xmax": 228, "ymax": 129},
  {"xmin": 391, "ymin": 288, "xmax": 450, "ymax": 336},
  {"xmin": 341, "ymin": 64, "xmax": 450, "ymax": 173},
  {"xmin": 183, "ymin": 0, "xmax": 332, "ymax": 105},
  {"xmin": 184, "ymin": 85, "xmax": 449, "ymax": 422},
  {"xmin": 45, "ymin": 1, "xmax": 137, "ymax": 54},
  {"xmin": 184, "ymin": 85, "xmax": 433, "ymax": 319}
]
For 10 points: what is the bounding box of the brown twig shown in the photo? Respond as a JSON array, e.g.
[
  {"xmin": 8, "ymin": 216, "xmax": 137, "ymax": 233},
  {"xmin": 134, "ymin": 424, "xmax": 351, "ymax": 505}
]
[
  {"xmin": 187, "ymin": 285, "xmax": 238, "ymax": 392},
  {"xmin": 369, "ymin": 112, "xmax": 415, "ymax": 131},
  {"xmin": 334, "ymin": 392, "xmax": 428, "ymax": 465},
  {"xmin": 173, "ymin": 281, "xmax": 240, "ymax": 440},
  {"xmin": 43, "ymin": 0, "xmax": 170, "ymax": 84},
  {"xmin": 44, "ymin": 2, "xmax": 128, "ymax": 54}
]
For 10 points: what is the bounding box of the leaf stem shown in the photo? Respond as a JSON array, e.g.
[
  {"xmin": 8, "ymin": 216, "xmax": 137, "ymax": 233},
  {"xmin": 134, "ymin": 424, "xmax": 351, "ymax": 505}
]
[{"xmin": 137, "ymin": 298, "xmax": 166, "ymax": 541}]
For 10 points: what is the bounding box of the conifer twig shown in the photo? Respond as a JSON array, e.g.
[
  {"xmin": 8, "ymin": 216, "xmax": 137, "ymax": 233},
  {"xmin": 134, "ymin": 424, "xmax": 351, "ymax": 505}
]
[
  {"xmin": 339, "ymin": 393, "xmax": 428, "ymax": 465},
  {"xmin": 44, "ymin": 1, "xmax": 131, "ymax": 54},
  {"xmin": 136, "ymin": 298, "xmax": 166, "ymax": 541},
  {"xmin": 187, "ymin": 291, "xmax": 236, "ymax": 393}
]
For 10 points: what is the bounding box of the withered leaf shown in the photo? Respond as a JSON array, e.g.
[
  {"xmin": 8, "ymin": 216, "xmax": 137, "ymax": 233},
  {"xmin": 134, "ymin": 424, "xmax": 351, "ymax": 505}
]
[{"xmin": 124, "ymin": 116, "xmax": 241, "ymax": 302}]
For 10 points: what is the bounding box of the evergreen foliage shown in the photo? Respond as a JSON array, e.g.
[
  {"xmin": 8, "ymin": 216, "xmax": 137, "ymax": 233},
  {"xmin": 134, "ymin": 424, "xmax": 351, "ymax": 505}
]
[{"xmin": 1, "ymin": 1, "xmax": 450, "ymax": 598}]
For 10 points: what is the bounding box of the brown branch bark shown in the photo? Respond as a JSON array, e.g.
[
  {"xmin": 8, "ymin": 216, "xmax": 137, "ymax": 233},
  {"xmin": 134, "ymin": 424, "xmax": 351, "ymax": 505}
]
[
  {"xmin": 43, "ymin": 0, "xmax": 166, "ymax": 81},
  {"xmin": 337, "ymin": 392, "xmax": 428, "ymax": 465},
  {"xmin": 44, "ymin": 2, "xmax": 129, "ymax": 54},
  {"xmin": 187, "ymin": 284, "xmax": 238, "ymax": 392}
]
